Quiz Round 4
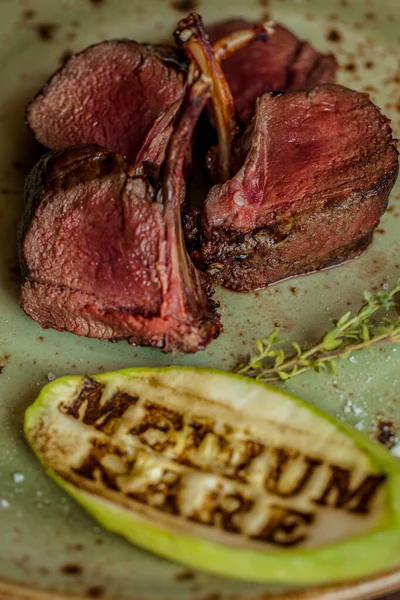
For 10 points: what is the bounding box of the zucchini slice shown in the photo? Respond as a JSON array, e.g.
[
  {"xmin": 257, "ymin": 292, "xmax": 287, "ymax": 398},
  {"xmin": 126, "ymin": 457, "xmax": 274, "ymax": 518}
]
[{"xmin": 24, "ymin": 367, "xmax": 400, "ymax": 585}]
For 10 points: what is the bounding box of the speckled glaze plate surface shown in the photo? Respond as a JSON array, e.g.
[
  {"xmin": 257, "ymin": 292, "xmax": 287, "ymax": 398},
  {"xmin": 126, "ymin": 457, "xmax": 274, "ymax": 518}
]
[{"xmin": 1, "ymin": 0, "xmax": 400, "ymax": 598}]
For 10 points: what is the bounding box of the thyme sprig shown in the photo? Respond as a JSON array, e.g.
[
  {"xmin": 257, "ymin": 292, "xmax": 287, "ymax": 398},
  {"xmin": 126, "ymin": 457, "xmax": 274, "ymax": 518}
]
[{"xmin": 236, "ymin": 280, "xmax": 400, "ymax": 383}]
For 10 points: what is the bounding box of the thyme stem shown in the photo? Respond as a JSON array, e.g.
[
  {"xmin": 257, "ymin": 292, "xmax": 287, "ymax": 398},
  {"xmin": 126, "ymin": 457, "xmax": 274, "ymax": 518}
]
[{"xmin": 236, "ymin": 280, "xmax": 400, "ymax": 383}]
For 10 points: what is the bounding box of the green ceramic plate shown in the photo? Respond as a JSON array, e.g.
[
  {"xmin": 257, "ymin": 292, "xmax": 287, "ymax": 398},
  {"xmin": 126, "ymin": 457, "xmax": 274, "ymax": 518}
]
[{"xmin": 1, "ymin": 0, "xmax": 400, "ymax": 598}]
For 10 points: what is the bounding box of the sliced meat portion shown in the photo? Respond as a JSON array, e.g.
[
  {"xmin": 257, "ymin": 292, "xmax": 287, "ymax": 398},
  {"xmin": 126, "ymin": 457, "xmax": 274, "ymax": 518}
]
[
  {"xmin": 178, "ymin": 18, "xmax": 398, "ymax": 292},
  {"xmin": 26, "ymin": 41, "xmax": 186, "ymax": 165},
  {"xmin": 208, "ymin": 19, "xmax": 337, "ymax": 121},
  {"xmin": 201, "ymin": 85, "xmax": 398, "ymax": 291},
  {"xmin": 19, "ymin": 79, "xmax": 221, "ymax": 352}
]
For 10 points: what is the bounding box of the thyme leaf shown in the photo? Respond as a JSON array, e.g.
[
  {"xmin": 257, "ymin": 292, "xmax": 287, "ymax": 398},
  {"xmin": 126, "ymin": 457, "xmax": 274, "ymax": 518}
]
[{"xmin": 236, "ymin": 280, "xmax": 400, "ymax": 383}]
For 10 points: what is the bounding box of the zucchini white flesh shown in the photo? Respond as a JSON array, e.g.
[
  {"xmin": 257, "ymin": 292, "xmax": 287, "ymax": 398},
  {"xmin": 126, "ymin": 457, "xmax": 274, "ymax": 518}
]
[{"xmin": 24, "ymin": 367, "xmax": 400, "ymax": 585}]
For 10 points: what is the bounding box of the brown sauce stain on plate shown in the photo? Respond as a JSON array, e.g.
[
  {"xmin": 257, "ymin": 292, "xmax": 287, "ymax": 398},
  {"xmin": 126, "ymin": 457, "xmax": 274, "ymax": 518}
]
[
  {"xmin": 60, "ymin": 563, "xmax": 83, "ymax": 576},
  {"xmin": 0, "ymin": 354, "xmax": 10, "ymax": 375},
  {"xmin": 171, "ymin": 0, "xmax": 199, "ymax": 12},
  {"xmin": 358, "ymin": 252, "xmax": 388, "ymax": 281},
  {"xmin": 372, "ymin": 416, "xmax": 397, "ymax": 450},
  {"xmin": 326, "ymin": 28, "xmax": 342, "ymax": 43},
  {"xmin": 21, "ymin": 9, "xmax": 36, "ymax": 21},
  {"xmin": 362, "ymin": 84, "xmax": 378, "ymax": 93},
  {"xmin": 86, "ymin": 586, "xmax": 105, "ymax": 598},
  {"xmin": 175, "ymin": 569, "xmax": 196, "ymax": 581},
  {"xmin": 66, "ymin": 543, "xmax": 84, "ymax": 551},
  {"xmin": 33, "ymin": 23, "xmax": 59, "ymax": 42}
]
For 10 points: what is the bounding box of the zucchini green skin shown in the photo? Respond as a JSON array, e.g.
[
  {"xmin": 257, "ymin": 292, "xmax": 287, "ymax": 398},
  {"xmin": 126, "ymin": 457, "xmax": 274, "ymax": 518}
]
[{"xmin": 24, "ymin": 367, "xmax": 400, "ymax": 585}]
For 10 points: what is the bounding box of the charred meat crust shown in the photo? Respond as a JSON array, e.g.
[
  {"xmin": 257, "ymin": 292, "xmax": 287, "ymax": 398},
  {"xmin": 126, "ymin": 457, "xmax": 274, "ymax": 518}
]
[{"xmin": 201, "ymin": 170, "xmax": 398, "ymax": 292}]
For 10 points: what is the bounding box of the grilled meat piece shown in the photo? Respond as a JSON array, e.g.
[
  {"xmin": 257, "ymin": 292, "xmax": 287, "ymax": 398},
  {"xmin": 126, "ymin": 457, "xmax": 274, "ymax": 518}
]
[
  {"xmin": 19, "ymin": 79, "xmax": 221, "ymax": 352},
  {"xmin": 177, "ymin": 16, "xmax": 398, "ymax": 292},
  {"xmin": 201, "ymin": 86, "xmax": 398, "ymax": 291},
  {"xmin": 208, "ymin": 18, "xmax": 337, "ymax": 122},
  {"xmin": 26, "ymin": 41, "xmax": 186, "ymax": 166}
]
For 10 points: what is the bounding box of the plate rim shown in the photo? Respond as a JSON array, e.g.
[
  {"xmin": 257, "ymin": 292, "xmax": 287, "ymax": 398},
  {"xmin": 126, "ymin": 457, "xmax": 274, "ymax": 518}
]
[
  {"xmin": 1, "ymin": 568, "xmax": 400, "ymax": 600},
  {"xmin": 2, "ymin": 0, "xmax": 400, "ymax": 598}
]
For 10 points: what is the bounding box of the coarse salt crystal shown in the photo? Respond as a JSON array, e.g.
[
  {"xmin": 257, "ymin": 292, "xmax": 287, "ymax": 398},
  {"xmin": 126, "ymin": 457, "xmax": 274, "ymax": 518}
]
[
  {"xmin": 352, "ymin": 406, "xmax": 366, "ymax": 417},
  {"xmin": 391, "ymin": 442, "xmax": 400, "ymax": 458},
  {"xmin": 12, "ymin": 472, "xmax": 24, "ymax": 484},
  {"xmin": 0, "ymin": 499, "xmax": 9, "ymax": 509},
  {"xmin": 344, "ymin": 400, "xmax": 353, "ymax": 413}
]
